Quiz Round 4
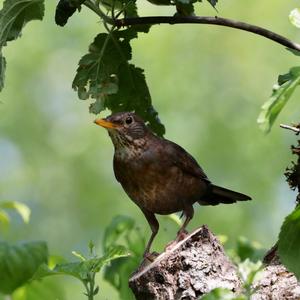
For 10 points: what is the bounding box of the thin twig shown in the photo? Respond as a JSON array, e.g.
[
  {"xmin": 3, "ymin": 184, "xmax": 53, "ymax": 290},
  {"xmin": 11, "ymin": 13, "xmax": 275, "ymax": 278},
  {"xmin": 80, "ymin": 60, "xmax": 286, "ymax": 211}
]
[
  {"xmin": 114, "ymin": 16, "xmax": 300, "ymax": 51},
  {"xmin": 280, "ymin": 124, "xmax": 300, "ymax": 134},
  {"xmin": 84, "ymin": 0, "xmax": 114, "ymax": 24}
]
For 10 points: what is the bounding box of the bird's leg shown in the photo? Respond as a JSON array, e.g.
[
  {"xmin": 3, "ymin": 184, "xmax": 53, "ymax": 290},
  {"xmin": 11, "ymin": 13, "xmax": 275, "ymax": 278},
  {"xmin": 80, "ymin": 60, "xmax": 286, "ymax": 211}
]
[
  {"xmin": 165, "ymin": 205, "xmax": 194, "ymax": 252},
  {"xmin": 141, "ymin": 209, "xmax": 159, "ymax": 261},
  {"xmin": 177, "ymin": 205, "xmax": 194, "ymax": 240}
]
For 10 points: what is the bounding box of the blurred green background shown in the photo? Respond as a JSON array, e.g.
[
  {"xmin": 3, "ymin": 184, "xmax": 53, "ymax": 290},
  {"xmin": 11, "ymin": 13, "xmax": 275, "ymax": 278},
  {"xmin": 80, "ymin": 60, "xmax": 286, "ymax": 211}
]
[{"xmin": 1, "ymin": 0, "xmax": 300, "ymax": 298}]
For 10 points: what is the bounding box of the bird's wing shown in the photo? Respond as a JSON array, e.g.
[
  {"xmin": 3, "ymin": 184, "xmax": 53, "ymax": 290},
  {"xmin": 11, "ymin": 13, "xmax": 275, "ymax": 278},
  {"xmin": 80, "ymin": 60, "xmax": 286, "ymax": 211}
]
[
  {"xmin": 162, "ymin": 139, "xmax": 210, "ymax": 182},
  {"xmin": 113, "ymin": 157, "xmax": 125, "ymax": 183}
]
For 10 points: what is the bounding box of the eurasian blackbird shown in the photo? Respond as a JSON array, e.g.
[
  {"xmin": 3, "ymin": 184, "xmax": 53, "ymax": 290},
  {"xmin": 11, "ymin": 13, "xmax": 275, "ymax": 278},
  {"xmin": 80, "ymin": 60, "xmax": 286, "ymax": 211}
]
[{"xmin": 95, "ymin": 112, "xmax": 251, "ymax": 258}]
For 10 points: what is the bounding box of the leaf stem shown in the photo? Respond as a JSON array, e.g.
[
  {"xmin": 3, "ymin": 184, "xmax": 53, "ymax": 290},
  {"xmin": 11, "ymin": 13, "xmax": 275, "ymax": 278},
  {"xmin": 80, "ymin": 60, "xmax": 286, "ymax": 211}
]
[
  {"xmin": 83, "ymin": 277, "xmax": 94, "ymax": 300},
  {"xmin": 114, "ymin": 15, "xmax": 300, "ymax": 51},
  {"xmin": 84, "ymin": 0, "xmax": 114, "ymax": 24}
]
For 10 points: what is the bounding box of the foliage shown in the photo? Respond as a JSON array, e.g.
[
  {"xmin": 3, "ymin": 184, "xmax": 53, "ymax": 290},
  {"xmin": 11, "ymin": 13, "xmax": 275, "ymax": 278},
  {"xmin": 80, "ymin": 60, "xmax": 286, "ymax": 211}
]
[
  {"xmin": 0, "ymin": 0, "xmax": 45, "ymax": 91},
  {"xmin": 33, "ymin": 242, "xmax": 130, "ymax": 300},
  {"xmin": 289, "ymin": 8, "xmax": 300, "ymax": 28},
  {"xmin": 55, "ymin": 0, "xmax": 85, "ymax": 26},
  {"xmin": 235, "ymin": 236, "xmax": 265, "ymax": 262},
  {"xmin": 237, "ymin": 259, "xmax": 263, "ymax": 297},
  {"xmin": 258, "ymin": 8, "xmax": 300, "ymax": 133},
  {"xmin": 102, "ymin": 215, "xmax": 145, "ymax": 300},
  {"xmin": 0, "ymin": 201, "xmax": 30, "ymax": 227},
  {"xmin": 0, "ymin": 241, "xmax": 48, "ymax": 295},
  {"xmin": 201, "ymin": 259, "xmax": 263, "ymax": 300},
  {"xmin": 2, "ymin": 0, "xmax": 300, "ymax": 299},
  {"xmin": 278, "ymin": 206, "xmax": 300, "ymax": 281},
  {"xmin": 257, "ymin": 67, "xmax": 300, "ymax": 133},
  {"xmin": 201, "ymin": 288, "xmax": 242, "ymax": 300},
  {"xmin": 72, "ymin": 28, "xmax": 165, "ymax": 135},
  {"xmin": 12, "ymin": 278, "xmax": 66, "ymax": 300}
]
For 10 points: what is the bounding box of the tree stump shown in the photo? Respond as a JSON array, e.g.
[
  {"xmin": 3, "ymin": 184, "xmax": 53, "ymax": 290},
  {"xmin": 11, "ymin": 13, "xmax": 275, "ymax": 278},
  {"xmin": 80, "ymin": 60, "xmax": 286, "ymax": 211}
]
[
  {"xmin": 252, "ymin": 253, "xmax": 300, "ymax": 300},
  {"xmin": 129, "ymin": 225, "xmax": 242, "ymax": 300}
]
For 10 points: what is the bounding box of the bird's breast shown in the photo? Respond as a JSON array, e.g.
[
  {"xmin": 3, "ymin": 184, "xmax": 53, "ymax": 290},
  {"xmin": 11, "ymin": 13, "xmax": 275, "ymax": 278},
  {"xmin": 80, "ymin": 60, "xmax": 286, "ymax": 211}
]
[{"xmin": 113, "ymin": 149, "xmax": 206, "ymax": 214}]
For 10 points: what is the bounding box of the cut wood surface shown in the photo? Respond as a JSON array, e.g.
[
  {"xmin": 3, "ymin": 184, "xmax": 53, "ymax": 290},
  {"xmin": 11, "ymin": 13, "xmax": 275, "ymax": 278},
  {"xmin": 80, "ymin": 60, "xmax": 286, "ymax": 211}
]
[
  {"xmin": 129, "ymin": 225, "xmax": 300, "ymax": 300},
  {"xmin": 129, "ymin": 225, "xmax": 241, "ymax": 299}
]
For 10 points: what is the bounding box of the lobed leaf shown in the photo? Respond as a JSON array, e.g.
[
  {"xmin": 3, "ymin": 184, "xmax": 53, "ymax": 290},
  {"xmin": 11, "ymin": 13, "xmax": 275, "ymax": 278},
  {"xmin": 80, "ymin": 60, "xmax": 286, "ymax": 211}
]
[
  {"xmin": 106, "ymin": 63, "xmax": 165, "ymax": 135},
  {"xmin": 278, "ymin": 207, "xmax": 300, "ymax": 280},
  {"xmin": 206, "ymin": 0, "xmax": 218, "ymax": 8},
  {"xmin": 73, "ymin": 29, "xmax": 165, "ymax": 136},
  {"xmin": 257, "ymin": 67, "xmax": 300, "ymax": 133},
  {"xmin": 0, "ymin": 241, "xmax": 48, "ymax": 294},
  {"xmin": 55, "ymin": 0, "xmax": 85, "ymax": 26},
  {"xmin": 0, "ymin": 0, "xmax": 44, "ymax": 92},
  {"xmin": 34, "ymin": 245, "xmax": 130, "ymax": 283}
]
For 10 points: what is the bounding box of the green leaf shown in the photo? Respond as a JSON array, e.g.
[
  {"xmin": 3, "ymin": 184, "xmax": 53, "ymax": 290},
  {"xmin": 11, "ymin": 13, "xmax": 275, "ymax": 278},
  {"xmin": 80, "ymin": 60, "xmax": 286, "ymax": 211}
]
[
  {"xmin": 107, "ymin": 63, "xmax": 165, "ymax": 135},
  {"xmin": 72, "ymin": 31, "xmax": 131, "ymax": 100},
  {"xmin": 0, "ymin": 55, "xmax": 6, "ymax": 91},
  {"xmin": 206, "ymin": 0, "xmax": 218, "ymax": 8},
  {"xmin": 0, "ymin": 241, "xmax": 48, "ymax": 294},
  {"xmin": 103, "ymin": 215, "xmax": 144, "ymax": 299},
  {"xmin": 0, "ymin": 210, "xmax": 10, "ymax": 227},
  {"xmin": 0, "ymin": 0, "xmax": 44, "ymax": 92},
  {"xmin": 238, "ymin": 259, "xmax": 262, "ymax": 287},
  {"xmin": 257, "ymin": 67, "xmax": 300, "ymax": 133},
  {"xmin": 201, "ymin": 288, "xmax": 238, "ymax": 300},
  {"xmin": 287, "ymin": 48, "xmax": 300, "ymax": 56},
  {"xmin": 175, "ymin": 0, "xmax": 195, "ymax": 16},
  {"xmin": 71, "ymin": 250, "xmax": 86, "ymax": 261},
  {"xmin": 34, "ymin": 245, "xmax": 130, "ymax": 283},
  {"xmin": 55, "ymin": 0, "xmax": 85, "ymax": 26},
  {"xmin": 236, "ymin": 236, "xmax": 265, "ymax": 262},
  {"xmin": 73, "ymin": 30, "xmax": 165, "ymax": 136},
  {"xmin": 94, "ymin": 245, "xmax": 130, "ymax": 270},
  {"xmin": 103, "ymin": 215, "xmax": 135, "ymax": 251},
  {"xmin": 12, "ymin": 278, "xmax": 65, "ymax": 300},
  {"xmin": 0, "ymin": 201, "xmax": 31, "ymax": 223},
  {"xmin": 289, "ymin": 8, "xmax": 300, "ymax": 28},
  {"xmin": 197, "ymin": 0, "xmax": 218, "ymax": 10},
  {"xmin": 278, "ymin": 207, "xmax": 300, "ymax": 280}
]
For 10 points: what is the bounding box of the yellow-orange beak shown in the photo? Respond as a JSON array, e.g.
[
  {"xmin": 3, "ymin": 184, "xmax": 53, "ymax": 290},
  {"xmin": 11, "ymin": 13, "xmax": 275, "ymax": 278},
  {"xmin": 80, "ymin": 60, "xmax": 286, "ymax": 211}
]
[{"xmin": 94, "ymin": 118, "xmax": 119, "ymax": 129}]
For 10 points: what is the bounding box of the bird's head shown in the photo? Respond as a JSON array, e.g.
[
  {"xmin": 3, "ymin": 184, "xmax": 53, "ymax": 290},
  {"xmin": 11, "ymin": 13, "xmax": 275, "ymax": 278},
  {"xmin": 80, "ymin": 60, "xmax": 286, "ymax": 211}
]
[{"xmin": 94, "ymin": 112, "xmax": 149, "ymax": 149}]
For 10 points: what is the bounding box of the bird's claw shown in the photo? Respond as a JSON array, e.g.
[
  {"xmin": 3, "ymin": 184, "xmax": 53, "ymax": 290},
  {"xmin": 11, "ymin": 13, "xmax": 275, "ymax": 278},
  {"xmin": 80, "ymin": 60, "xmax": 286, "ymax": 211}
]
[
  {"xmin": 164, "ymin": 229, "xmax": 189, "ymax": 252},
  {"xmin": 143, "ymin": 251, "xmax": 159, "ymax": 262},
  {"xmin": 176, "ymin": 229, "xmax": 189, "ymax": 241}
]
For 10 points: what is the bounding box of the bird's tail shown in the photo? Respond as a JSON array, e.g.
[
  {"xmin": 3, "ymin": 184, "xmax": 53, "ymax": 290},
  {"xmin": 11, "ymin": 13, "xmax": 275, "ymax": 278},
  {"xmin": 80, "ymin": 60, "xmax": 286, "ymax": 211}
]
[{"xmin": 199, "ymin": 184, "xmax": 251, "ymax": 206}]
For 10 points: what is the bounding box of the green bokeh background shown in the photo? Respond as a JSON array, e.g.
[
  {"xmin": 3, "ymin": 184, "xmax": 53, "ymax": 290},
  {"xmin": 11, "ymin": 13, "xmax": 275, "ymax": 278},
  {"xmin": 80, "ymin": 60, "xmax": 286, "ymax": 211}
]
[{"xmin": 1, "ymin": 0, "xmax": 300, "ymax": 298}]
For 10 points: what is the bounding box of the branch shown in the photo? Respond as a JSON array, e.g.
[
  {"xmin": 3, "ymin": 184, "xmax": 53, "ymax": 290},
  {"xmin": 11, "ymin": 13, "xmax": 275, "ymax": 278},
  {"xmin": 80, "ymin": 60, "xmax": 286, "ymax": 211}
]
[
  {"xmin": 252, "ymin": 259, "xmax": 300, "ymax": 299},
  {"xmin": 115, "ymin": 16, "xmax": 300, "ymax": 51},
  {"xmin": 280, "ymin": 123, "xmax": 300, "ymax": 134},
  {"xmin": 129, "ymin": 226, "xmax": 242, "ymax": 299}
]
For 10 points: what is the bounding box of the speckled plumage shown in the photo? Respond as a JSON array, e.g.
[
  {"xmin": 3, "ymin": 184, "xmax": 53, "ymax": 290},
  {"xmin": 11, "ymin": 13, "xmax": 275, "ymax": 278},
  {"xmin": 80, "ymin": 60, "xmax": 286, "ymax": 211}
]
[{"xmin": 95, "ymin": 112, "xmax": 251, "ymax": 257}]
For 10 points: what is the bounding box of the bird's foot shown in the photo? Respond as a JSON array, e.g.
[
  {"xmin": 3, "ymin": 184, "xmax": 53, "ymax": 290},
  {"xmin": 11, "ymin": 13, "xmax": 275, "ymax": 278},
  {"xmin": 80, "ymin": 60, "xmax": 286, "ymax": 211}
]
[
  {"xmin": 176, "ymin": 229, "xmax": 189, "ymax": 241},
  {"xmin": 143, "ymin": 251, "xmax": 159, "ymax": 262},
  {"xmin": 135, "ymin": 252, "xmax": 160, "ymax": 272},
  {"xmin": 165, "ymin": 229, "xmax": 189, "ymax": 252}
]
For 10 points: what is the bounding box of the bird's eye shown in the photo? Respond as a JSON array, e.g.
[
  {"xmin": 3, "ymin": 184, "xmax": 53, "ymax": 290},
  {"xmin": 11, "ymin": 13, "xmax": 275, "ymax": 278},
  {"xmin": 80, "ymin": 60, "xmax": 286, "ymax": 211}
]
[{"xmin": 125, "ymin": 116, "xmax": 133, "ymax": 125}]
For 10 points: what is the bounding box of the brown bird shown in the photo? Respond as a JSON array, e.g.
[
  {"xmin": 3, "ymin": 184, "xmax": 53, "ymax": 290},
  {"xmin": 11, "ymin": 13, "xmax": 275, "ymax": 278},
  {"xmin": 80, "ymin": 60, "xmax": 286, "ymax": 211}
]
[{"xmin": 95, "ymin": 112, "xmax": 251, "ymax": 258}]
